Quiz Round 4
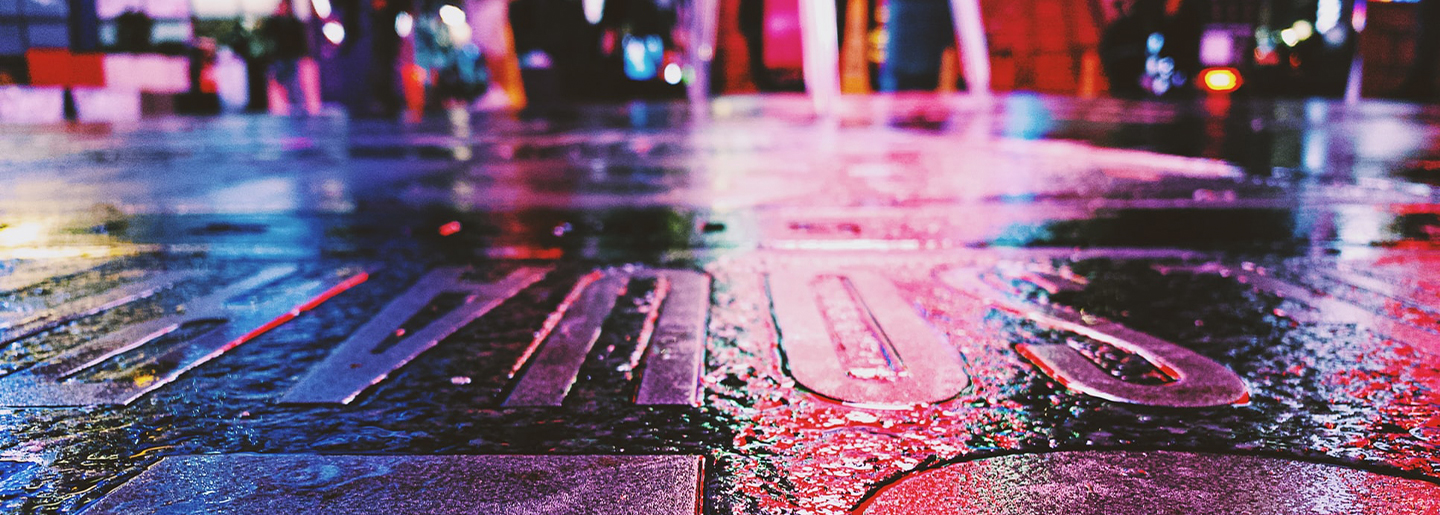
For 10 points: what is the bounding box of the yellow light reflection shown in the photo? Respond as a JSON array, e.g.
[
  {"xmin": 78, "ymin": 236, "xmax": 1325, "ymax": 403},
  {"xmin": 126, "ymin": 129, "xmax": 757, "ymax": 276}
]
[
  {"xmin": 0, "ymin": 245, "xmax": 146, "ymax": 260},
  {"xmin": 0, "ymin": 222, "xmax": 45, "ymax": 247}
]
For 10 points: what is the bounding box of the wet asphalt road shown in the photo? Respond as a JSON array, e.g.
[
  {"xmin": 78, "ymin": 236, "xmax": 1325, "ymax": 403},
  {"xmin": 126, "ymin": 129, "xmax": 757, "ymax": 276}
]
[{"xmin": 3, "ymin": 93, "xmax": 1440, "ymax": 514}]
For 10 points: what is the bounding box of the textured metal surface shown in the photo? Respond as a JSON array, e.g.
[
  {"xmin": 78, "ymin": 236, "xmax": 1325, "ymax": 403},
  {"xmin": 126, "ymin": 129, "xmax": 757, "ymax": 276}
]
[
  {"xmin": 81, "ymin": 454, "xmax": 703, "ymax": 515},
  {"xmin": 0, "ymin": 460, "xmax": 39, "ymax": 512},
  {"xmin": 941, "ymin": 266, "xmax": 1249, "ymax": 407},
  {"xmin": 1185, "ymin": 265, "xmax": 1378, "ymax": 325},
  {"xmin": 0, "ymin": 266, "xmax": 361, "ymax": 407},
  {"xmin": 0, "ymin": 259, "xmax": 111, "ymax": 294},
  {"xmin": 505, "ymin": 271, "xmax": 629, "ymax": 407},
  {"xmin": 0, "ymin": 461, "xmax": 38, "ymax": 489},
  {"xmin": 634, "ymin": 270, "xmax": 709, "ymax": 406},
  {"xmin": 0, "ymin": 271, "xmax": 199, "ymax": 344},
  {"xmin": 858, "ymin": 451, "xmax": 1440, "ymax": 515},
  {"xmin": 1177, "ymin": 264, "xmax": 1440, "ymax": 352},
  {"xmin": 1321, "ymin": 267, "xmax": 1440, "ymax": 308},
  {"xmin": 281, "ymin": 267, "xmax": 550, "ymax": 405},
  {"xmin": 768, "ymin": 267, "xmax": 969, "ymax": 407}
]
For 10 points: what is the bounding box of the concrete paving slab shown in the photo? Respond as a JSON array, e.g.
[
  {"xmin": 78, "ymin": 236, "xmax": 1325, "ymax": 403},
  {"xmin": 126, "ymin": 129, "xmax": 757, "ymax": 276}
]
[
  {"xmin": 82, "ymin": 454, "xmax": 703, "ymax": 515},
  {"xmin": 859, "ymin": 451, "xmax": 1440, "ymax": 515}
]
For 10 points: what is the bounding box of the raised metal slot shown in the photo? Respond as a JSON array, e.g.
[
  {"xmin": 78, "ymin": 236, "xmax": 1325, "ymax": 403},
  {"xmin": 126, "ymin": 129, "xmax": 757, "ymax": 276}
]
[
  {"xmin": 0, "ymin": 266, "xmax": 365, "ymax": 407},
  {"xmin": 281, "ymin": 267, "xmax": 550, "ymax": 405},
  {"xmin": 503, "ymin": 268, "xmax": 711, "ymax": 407},
  {"xmin": 1176, "ymin": 264, "xmax": 1440, "ymax": 354},
  {"xmin": 1, "ymin": 271, "xmax": 201, "ymax": 344},
  {"xmin": 0, "ymin": 258, "xmax": 110, "ymax": 294},
  {"xmin": 503, "ymin": 271, "xmax": 628, "ymax": 407},
  {"xmin": 634, "ymin": 270, "xmax": 710, "ymax": 406},
  {"xmin": 0, "ymin": 460, "xmax": 38, "ymax": 491},
  {"xmin": 284, "ymin": 266, "xmax": 707, "ymax": 407},
  {"xmin": 1320, "ymin": 267, "xmax": 1440, "ymax": 315},
  {"xmin": 768, "ymin": 268, "xmax": 969, "ymax": 408},
  {"xmin": 941, "ymin": 266, "xmax": 1248, "ymax": 408}
]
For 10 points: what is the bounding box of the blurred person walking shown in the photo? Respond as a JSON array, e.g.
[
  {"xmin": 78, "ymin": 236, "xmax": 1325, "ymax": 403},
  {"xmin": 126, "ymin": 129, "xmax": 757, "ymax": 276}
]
[
  {"xmin": 1099, "ymin": 0, "xmax": 1155, "ymax": 97},
  {"xmin": 1400, "ymin": 0, "xmax": 1440, "ymax": 100},
  {"xmin": 261, "ymin": 1, "xmax": 311, "ymax": 114}
]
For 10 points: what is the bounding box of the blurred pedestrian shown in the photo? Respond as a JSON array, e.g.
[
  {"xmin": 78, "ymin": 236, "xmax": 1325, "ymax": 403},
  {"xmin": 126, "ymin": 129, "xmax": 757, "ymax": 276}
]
[
  {"xmin": 114, "ymin": 9, "xmax": 154, "ymax": 52},
  {"xmin": 738, "ymin": 0, "xmax": 774, "ymax": 90},
  {"xmin": 1099, "ymin": 0, "xmax": 1147, "ymax": 97},
  {"xmin": 366, "ymin": 1, "xmax": 407, "ymax": 117},
  {"xmin": 217, "ymin": 20, "xmax": 270, "ymax": 112},
  {"xmin": 260, "ymin": 1, "xmax": 310, "ymax": 114},
  {"xmin": 1400, "ymin": 0, "xmax": 1440, "ymax": 100}
]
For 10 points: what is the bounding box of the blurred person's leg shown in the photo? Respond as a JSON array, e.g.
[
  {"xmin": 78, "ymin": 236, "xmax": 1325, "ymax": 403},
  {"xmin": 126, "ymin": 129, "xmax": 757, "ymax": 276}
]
[
  {"xmin": 247, "ymin": 59, "xmax": 271, "ymax": 112},
  {"xmin": 880, "ymin": 0, "xmax": 953, "ymax": 91},
  {"xmin": 740, "ymin": 0, "xmax": 776, "ymax": 90},
  {"xmin": 368, "ymin": 6, "xmax": 403, "ymax": 117},
  {"xmin": 271, "ymin": 58, "xmax": 302, "ymax": 113},
  {"xmin": 840, "ymin": 0, "xmax": 871, "ymax": 93},
  {"xmin": 470, "ymin": 0, "xmax": 526, "ymax": 109},
  {"xmin": 1400, "ymin": 0, "xmax": 1440, "ymax": 100}
]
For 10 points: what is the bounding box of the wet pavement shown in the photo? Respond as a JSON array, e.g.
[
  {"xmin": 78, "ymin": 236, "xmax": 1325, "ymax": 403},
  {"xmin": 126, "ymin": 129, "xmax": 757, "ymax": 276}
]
[{"xmin": 3, "ymin": 93, "xmax": 1440, "ymax": 513}]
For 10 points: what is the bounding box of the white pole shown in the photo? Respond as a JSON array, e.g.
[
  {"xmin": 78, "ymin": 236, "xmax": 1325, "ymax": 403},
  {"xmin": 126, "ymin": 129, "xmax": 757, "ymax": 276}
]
[
  {"xmin": 949, "ymin": 0, "xmax": 991, "ymax": 95},
  {"xmin": 688, "ymin": 0, "xmax": 721, "ymax": 111},
  {"xmin": 1344, "ymin": 0, "xmax": 1367, "ymax": 104},
  {"xmin": 798, "ymin": 0, "xmax": 841, "ymax": 115}
]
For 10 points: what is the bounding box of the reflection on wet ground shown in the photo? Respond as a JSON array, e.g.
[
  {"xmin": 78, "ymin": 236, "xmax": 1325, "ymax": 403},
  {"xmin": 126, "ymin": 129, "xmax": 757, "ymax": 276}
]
[{"xmin": 2, "ymin": 94, "xmax": 1440, "ymax": 513}]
